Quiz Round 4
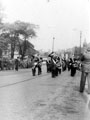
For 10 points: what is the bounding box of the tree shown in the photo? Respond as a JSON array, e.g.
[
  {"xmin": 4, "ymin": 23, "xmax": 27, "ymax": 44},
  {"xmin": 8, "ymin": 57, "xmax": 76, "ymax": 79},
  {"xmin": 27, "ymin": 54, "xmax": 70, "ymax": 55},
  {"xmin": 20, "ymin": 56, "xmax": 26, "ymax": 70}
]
[
  {"xmin": 0, "ymin": 2, "xmax": 3, "ymax": 23},
  {"xmin": 0, "ymin": 3, "xmax": 37, "ymax": 59},
  {"xmin": 0, "ymin": 23, "xmax": 18, "ymax": 58},
  {"xmin": 14, "ymin": 21, "xmax": 37, "ymax": 59},
  {"xmin": 0, "ymin": 3, "xmax": 5, "ymax": 57},
  {"xmin": 0, "ymin": 21, "xmax": 37, "ymax": 59}
]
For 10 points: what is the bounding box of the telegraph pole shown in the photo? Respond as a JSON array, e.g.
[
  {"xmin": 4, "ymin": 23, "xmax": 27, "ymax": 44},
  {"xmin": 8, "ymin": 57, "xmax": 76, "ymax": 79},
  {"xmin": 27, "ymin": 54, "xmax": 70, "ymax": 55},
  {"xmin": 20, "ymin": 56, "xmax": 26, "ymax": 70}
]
[{"xmin": 80, "ymin": 31, "xmax": 82, "ymax": 55}]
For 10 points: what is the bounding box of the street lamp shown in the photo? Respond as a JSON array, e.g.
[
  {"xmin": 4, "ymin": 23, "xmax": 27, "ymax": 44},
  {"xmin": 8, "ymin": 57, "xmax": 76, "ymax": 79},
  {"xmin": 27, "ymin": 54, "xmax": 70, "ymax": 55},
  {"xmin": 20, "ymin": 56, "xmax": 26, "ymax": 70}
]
[{"xmin": 72, "ymin": 29, "xmax": 82, "ymax": 55}]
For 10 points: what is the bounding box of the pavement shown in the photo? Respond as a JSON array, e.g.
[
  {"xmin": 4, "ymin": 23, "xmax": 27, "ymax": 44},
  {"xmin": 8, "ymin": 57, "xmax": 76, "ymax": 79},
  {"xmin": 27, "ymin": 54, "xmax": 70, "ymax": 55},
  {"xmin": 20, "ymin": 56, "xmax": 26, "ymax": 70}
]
[{"xmin": 0, "ymin": 66, "xmax": 90, "ymax": 120}]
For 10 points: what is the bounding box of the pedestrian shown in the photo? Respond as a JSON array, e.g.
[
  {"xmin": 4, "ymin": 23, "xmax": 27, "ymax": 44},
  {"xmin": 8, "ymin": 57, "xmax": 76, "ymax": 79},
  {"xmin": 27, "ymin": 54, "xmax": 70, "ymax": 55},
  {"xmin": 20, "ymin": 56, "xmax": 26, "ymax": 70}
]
[
  {"xmin": 48, "ymin": 52, "xmax": 58, "ymax": 78},
  {"xmin": 37, "ymin": 57, "xmax": 43, "ymax": 75},
  {"xmin": 32, "ymin": 63, "xmax": 36, "ymax": 76},
  {"xmin": 31, "ymin": 55, "xmax": 37, "ymax": 76},
  {"xmin": 46, "ymin": 60, "xmax": 50, "ymax": 72},
  {"xmin": 15, "ymin": 57, "xmax": 19, "ymax": 71},
  {"xmin": 67, "ymin": 58, "xmax": 72, "ymax": 71},
  {"xmin": 51, "ymin": 56, "xmax": 57, "ymax": 78},
  {"xmin": 80, "ymin": 44, "xmax": 90, "ymax": 94},
  {"xmin": 46, "ymin": 57, "xmax": 52, "ymax": 73},
  {"xmin": 62, "ymin": 59, "xmax": 66, "ymax": 71},
  {"xmin": 70, "ymin": 58, "xmax": 77, "ymax": 77},
  {"xmin": 56, "ymin": 57, "xmax": 62, "ymax": 74}
]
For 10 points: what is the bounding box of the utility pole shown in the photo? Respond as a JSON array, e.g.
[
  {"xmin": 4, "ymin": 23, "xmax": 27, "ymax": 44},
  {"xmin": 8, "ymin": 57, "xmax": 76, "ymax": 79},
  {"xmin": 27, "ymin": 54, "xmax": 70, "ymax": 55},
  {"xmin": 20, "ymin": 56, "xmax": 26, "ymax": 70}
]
[
  {"xmin": 52, "ymin": 37, "xmax": 55, "ymax": 52},
  {"xmin": 80, "ymin": 31, "xmax": 82, "ymax": 55}
]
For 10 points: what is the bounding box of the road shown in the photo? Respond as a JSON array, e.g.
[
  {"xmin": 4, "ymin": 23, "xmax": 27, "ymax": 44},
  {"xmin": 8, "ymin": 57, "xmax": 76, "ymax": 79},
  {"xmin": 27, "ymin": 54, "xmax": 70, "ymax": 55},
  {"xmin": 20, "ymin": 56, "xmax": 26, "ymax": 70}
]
[{"xmin": 0, "ymin": 65, "xmax": 90, "ymax": 120}]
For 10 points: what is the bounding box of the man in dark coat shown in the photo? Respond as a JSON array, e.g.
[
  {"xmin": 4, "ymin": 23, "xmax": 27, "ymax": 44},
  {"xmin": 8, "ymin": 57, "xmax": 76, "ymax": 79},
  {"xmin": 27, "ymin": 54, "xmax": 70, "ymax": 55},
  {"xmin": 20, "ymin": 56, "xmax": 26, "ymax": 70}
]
[
  {"xmin": 37, "ymin": 57, "xmax": 43, "ymax": 75},
  {"xmin": 31, "ymin": 55, "xmax": 37, "ymax": 76},
  {"xmin": 15, "ymin": 57, "xmax": 19, "ymax": 71},
  {"xmin": 48, "ymin": 52, "xmax": 57, "ymax": 78},
  {"xmin": 80, "ymin": 44, "xmax": 90, "ymax": 93},
  {"xmin": 70, "ymin": 58, "xmax": 77, "ymax": 77}
]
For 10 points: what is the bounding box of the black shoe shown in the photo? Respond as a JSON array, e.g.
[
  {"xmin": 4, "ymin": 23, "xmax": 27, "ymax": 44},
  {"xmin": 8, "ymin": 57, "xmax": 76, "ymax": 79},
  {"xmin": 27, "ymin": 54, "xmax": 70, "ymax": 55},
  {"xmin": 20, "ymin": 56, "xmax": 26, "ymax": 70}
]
[{"xmin": 79, "ymin": 90, "xmax": 84, "ymax": 93}]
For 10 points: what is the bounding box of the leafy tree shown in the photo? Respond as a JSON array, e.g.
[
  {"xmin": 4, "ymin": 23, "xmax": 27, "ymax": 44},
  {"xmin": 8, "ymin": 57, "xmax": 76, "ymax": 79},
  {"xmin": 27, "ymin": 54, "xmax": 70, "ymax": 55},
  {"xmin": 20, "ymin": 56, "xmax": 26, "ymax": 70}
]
[
  {"xmin": 0, "ymin": 21, "xmax": 37, "ymax": 59},
  {"xmin": 14, "ymin": 21, "xmax": 37, "ymax": 59},
  {"xmin": 0, "ymin": 3, "xmax": 37, "ymax": 59},
  {"xmin": 0, "ymin": 3, "xmax": 7, "ymax": 57},
  {"xmin": 0, "ymin": 23, "xmax": 18, "ymax": 58},
  {"xmin": 0, "ymin": 3, "xmax": 3, "ymax": 23}
]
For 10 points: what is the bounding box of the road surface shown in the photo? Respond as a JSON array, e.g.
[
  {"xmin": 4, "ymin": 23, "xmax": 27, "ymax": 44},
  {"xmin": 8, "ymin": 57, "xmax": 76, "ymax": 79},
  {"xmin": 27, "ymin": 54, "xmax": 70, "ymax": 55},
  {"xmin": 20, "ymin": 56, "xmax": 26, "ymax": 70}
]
[{"xmin": 0, "ymin": 66, "xmax": 90, "ymax": 120}]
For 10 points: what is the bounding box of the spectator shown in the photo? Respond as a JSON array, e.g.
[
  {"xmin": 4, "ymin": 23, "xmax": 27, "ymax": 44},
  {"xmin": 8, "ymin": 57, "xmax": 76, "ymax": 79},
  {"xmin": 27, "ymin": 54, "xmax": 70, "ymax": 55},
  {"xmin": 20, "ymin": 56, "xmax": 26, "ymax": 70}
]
[
  {"xmin": 80, "ymin": 44, "xmax": 90, "ymax": 94},
  {"xmin": 15, "ymin": 57, "xmax": 19, "ymax": 71}
]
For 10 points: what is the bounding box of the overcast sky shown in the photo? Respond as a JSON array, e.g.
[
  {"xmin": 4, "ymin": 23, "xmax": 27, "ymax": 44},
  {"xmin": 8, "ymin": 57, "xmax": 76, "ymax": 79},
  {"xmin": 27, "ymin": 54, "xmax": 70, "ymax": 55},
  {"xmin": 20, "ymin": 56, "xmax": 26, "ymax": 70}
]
[{"xmin": 1, "ymin": 0, "xmax": 90, "ymax": 51}]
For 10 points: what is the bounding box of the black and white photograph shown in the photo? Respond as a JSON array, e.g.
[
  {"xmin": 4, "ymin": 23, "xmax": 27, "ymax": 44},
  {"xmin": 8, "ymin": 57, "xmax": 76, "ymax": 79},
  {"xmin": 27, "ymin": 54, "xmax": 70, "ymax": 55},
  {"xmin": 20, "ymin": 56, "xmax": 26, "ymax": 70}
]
[{"xmin": 0, "ymin": 0, "xmax": 90, "ymax": 119}]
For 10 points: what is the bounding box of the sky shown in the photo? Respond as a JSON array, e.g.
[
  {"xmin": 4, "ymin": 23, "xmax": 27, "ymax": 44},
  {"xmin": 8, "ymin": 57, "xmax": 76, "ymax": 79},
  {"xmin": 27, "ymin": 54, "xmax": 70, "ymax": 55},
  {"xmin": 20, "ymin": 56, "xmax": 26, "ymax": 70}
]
[{"xmin": 0, "ymin": 0, "xmax": 90, "ymax": 51}]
